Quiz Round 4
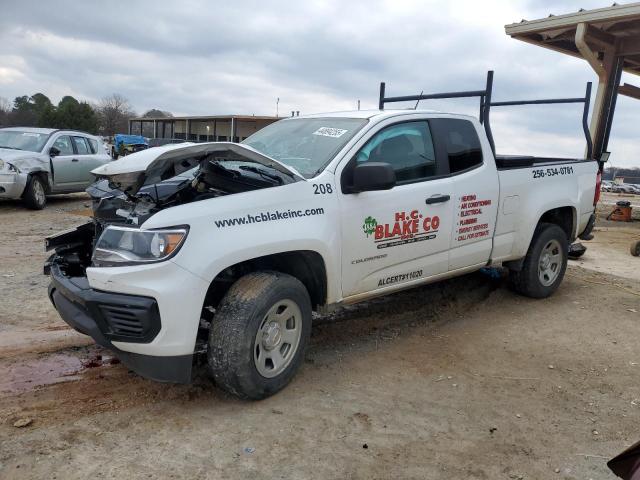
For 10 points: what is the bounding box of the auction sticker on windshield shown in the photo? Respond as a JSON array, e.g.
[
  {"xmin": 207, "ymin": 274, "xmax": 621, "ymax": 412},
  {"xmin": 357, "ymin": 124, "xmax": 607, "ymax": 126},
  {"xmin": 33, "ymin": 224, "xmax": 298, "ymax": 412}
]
[{"xmin": 313, "ymin": 127, "xmax": 348, "ymax": 138}]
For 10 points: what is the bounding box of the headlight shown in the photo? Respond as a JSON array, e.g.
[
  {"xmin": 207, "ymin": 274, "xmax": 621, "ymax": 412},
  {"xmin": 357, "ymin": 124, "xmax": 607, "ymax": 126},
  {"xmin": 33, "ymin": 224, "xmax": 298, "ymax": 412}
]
[
  {"xmin": 92, "ymin": 225, "xmax": 188, "ymax": 266},
  {"xmin": 0, "ymin": 160, "xmax": 18, "ymax": 173}
]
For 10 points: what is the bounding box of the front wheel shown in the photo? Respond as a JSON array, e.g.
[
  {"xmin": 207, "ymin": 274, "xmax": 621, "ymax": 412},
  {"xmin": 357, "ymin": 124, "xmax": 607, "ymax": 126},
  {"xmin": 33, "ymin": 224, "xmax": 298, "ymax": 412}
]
[
  {"xmin": 207, "ymin": 271, "xmax": 312, "ymax": 400},
  {"xmin": 22, "ymin": 175, "xmax": 47, "ymax": 210},
  {"xmin": 509, "ymin": 223, "xmax": 568, "ymax": 298}
]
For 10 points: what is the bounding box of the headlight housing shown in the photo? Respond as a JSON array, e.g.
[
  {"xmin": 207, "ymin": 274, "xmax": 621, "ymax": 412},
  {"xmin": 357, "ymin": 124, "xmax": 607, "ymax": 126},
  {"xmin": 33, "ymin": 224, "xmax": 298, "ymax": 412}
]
[
  {"xmin": 92, "ymin": 225, "xmax": 188, "ymax": 267},
  {"xmin": 0, "ymin": 160, "xmax": 18, "ymax": 173}
]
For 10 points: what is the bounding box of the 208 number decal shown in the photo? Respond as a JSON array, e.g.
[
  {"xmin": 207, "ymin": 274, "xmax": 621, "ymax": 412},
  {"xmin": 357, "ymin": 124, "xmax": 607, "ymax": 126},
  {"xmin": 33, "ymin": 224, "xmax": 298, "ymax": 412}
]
[{"xmin": 313, "ymin": 183, "xmax": 333, "ymax": 194}]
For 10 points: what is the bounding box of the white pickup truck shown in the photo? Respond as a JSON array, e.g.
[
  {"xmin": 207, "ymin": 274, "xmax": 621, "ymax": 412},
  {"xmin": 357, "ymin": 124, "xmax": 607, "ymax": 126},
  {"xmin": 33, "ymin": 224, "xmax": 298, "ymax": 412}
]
[{"xmin": 45, "ymin": 72, "xmax": 600, "ymax": 399}]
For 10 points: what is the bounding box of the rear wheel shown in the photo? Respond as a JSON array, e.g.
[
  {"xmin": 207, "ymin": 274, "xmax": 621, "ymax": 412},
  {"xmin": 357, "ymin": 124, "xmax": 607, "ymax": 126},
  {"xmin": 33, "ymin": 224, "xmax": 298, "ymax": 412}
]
[
  {"xmin": 207, "ymin": 271, "xmax": 312, "ymax": 400},
  {"xmin": 509, "ymin": 223, "xmax": 568, "ymax": 298},
  {"xmin": 631, "ymin": 240, "xmax": 640, "ymax": 257},
  {"xmin": 23, "ymin": 175, "xmax": 47, "ymax": 210}
]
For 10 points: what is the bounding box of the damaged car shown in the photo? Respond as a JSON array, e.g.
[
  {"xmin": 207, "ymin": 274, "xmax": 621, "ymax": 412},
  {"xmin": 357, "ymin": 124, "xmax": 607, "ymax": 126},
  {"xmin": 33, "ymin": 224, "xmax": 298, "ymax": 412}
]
[
  {"xmin": 45, "ymin": 77, "xmax": 599, "ymax": 399},
  {"xmin": 0, "ymin": 127, "xmax": 111, "ymax": 209}
]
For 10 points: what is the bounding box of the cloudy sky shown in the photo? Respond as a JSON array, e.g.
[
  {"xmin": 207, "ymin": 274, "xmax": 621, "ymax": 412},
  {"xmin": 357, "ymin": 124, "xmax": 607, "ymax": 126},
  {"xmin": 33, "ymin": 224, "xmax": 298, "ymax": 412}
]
[{"xmin": 1, "ymin": 0, "xmax": 638, "ymax": 166}]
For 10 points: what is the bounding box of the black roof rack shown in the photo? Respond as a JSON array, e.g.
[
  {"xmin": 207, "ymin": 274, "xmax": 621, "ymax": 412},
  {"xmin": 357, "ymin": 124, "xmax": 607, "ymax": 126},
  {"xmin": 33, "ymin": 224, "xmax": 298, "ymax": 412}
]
[{"xmin": 378, "ymin": 71, "xmax": 593, "ymax": 160}]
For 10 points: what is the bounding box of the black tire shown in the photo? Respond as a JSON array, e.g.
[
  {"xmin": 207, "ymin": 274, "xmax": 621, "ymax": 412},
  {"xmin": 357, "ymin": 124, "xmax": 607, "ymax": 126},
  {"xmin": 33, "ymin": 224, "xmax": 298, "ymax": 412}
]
[
  {"xmin": 207, "ymin": 271, "xmax": 312, "ymax": 400},
  {"xmin": 631, "ymin": 240, "xmax": 640, "ymax": 257},
  {"xmin": 509, "ymin": 223, "xmax": 568, "ymax": 298},
  {"xmin": 22, "ymin": 175, "xmax": 47, "ymax": 210}
]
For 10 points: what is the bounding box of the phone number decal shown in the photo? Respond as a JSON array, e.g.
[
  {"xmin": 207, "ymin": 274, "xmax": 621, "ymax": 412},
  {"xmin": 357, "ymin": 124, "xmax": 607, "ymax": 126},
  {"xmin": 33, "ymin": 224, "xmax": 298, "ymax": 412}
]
[{"xmin": 532, "ymin": 166, "xmax": 574, "ymax": 179}]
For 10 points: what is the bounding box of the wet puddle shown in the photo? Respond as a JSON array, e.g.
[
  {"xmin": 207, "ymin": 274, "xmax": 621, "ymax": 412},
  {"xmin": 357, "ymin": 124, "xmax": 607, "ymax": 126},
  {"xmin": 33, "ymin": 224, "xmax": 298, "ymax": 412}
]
[{"xmin": 0, "ymin": 347, "xmax": 120, "ymax": 395}]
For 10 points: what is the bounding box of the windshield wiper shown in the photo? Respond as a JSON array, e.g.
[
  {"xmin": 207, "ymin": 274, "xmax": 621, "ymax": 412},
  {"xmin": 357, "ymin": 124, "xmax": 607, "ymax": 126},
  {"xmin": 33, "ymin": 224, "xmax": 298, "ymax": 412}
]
[{"xmin": 0, "ymin": 146, "xmax": 22, "ymax": 150}]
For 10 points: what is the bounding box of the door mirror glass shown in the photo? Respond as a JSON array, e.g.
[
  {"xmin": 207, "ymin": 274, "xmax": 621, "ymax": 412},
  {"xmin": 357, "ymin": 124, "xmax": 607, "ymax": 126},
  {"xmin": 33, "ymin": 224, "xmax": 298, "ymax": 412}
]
[
  {"xmin": 49, "ymin": 146, "xmax": 60, "ymax": 157},
  {"xmin": 352, "ymin": 162, "xmax": 396, "ymax": 192}
]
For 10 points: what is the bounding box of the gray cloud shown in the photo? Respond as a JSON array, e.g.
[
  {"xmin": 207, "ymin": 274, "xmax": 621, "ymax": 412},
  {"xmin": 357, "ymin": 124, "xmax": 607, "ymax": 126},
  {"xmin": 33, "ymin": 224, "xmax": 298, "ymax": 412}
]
[{"xmin": 0, "ymin": 0, "xmax": 637, "ymax": 166}]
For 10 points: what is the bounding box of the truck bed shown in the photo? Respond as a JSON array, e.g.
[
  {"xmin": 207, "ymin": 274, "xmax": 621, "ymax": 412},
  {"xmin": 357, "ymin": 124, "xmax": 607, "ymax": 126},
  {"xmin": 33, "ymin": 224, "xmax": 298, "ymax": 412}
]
[{"xmin": 495, "ymin": 155, "xmax": 593, "ymax": 170}]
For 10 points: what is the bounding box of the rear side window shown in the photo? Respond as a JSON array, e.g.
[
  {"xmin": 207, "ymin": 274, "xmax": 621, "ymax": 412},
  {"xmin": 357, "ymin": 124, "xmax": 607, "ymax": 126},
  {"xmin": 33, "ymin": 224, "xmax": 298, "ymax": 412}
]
[
  {"xmin": 52, "ymin": 136, "xmax": 74, "ymax": 155},
  {"xmin": 430, "ymin": 119, "xmax": 483, "ymax": 174},
  {"xmin": 72, "ymin": 136, "xmax": 91, "ymax": 155},
  {"xmin": 88, "ymin": 138, "xmax": 98, "ymax": 154}
]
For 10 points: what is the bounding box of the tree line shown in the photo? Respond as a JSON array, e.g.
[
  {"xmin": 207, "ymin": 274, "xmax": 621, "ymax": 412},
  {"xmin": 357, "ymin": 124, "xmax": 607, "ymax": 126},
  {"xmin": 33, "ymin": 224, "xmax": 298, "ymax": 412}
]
[
  {"xmin": 603, "ymin": 166, "xmax": 640, "ymax": 182},
  {"xmin": 0, "ymin": 93, "xmax": 172, "ymax": 137}
]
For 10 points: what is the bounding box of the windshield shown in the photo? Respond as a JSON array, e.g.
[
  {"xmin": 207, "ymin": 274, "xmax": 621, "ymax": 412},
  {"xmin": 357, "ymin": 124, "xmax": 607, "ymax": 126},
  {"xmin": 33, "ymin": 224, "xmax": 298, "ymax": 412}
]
[
  {"xmin": 0, "ymin": 130, "xmax": 50, "ymax": 153},
  {"xmin": 242, "ymin": 117, "xmax": 368, "ymax": 178}
]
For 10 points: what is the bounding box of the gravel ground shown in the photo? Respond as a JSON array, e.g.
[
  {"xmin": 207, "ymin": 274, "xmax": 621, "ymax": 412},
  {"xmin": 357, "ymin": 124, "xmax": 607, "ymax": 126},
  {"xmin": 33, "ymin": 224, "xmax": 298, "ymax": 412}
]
[{"xmin": 0, "ymin": 194, "xmax": 639, "ymax": 479}]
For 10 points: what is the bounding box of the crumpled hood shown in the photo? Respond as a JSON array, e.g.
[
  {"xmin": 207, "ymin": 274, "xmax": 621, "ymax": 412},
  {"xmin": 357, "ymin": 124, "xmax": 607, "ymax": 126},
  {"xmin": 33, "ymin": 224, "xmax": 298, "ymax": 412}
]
[
  {"xmin": 0, "ymin": 148, "xmax": 46, "ymax": 170},
  {"xmin": 91, "ymin": 142, "xmax": 304, "ymax": 194}
]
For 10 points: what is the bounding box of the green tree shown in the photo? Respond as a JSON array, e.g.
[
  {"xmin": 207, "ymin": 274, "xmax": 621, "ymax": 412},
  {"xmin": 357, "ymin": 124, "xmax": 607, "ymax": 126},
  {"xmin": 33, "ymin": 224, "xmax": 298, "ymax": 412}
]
[
  {"xmin": 143, "ymin": 109, "xmax": 172, "ymax": 118},
  {"xmin": 75, "ymin": 102, "xmax": 98, "ymax": 134},
  {"xmin": 13, "ymin": 95, "xmax": 32, "ymax": 111},
  {"xmin": 51, "ymin": 96, "xmax": 98, "ymax": 134},
  {"xmin": 11, "ymin": 93, "xmax": 54, "ymax": 127},
  {"xmin": 7, "ymin": 93, "xmax": 99, "ymax": 133},
  {"xmin": 11, "ymin": 95, "xmax": 37, "ymax": 126},
  {"xmin": 30, "ymin": 93, "xmax": 53, "ymax": 116}
]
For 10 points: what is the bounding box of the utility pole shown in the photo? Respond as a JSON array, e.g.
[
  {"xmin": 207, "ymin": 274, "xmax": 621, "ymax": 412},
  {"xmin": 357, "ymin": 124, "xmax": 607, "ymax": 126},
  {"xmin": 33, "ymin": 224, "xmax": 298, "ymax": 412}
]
[
  {"xmin": 357, "ymin": 99, "xmax": 360, "ymax": 110},
  {"xmin": 276, "ymin": 98, "xmax": 280, "ymax": 117}
]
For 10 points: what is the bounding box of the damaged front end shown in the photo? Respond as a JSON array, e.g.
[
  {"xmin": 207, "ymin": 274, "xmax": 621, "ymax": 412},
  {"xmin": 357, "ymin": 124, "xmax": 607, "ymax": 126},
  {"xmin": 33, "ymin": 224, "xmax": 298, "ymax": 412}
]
[
  {"xmin": 48, "ymin": 142, "xmax": 301, "ymax": 266},
  {"xmin": 44, "ymin": 222, "xmax": 180, "ymax": 381},
  {"xmin": 44, "ymin": 142, "xmax": 301, "ymax": 383}
]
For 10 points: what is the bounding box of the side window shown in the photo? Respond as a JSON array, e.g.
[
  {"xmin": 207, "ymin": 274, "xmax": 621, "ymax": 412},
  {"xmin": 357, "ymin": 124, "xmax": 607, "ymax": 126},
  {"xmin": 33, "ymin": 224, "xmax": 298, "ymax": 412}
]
[
  {"xmin": 72, "ymin": 136, "xmax": 90, "ymax": 155},
  {"xmin": 355, "ymin": 121, "xmax": 437, "ymax": 183},
  {"xmin": 431, "ymin": 118, "xmax": 483, "ymax": 174},
  {"xmin": 52, "ymin": 136, "xmax": 74, "ymax": 155},
  {"xmin": 88, "ymin": 138, "xmax": 98, "ymax": 154}
]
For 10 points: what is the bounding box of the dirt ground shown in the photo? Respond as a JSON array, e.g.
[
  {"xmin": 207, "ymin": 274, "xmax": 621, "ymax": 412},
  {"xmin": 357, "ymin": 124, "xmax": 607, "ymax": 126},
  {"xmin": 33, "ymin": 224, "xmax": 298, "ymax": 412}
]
[{"xmin": 1, "ymin": 193, "xmax": 639, "ymax": 479}]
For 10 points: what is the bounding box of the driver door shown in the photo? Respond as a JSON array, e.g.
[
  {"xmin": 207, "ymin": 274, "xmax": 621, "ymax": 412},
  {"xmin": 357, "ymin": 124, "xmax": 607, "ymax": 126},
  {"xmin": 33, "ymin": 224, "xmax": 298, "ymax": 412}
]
[
  {"xmin": 338, "ymin": 120, "xmax": 454, "ymax": 298},
  {"xmin": 50, "ymin": 135, "xmax": 83, "ymax": 191}
]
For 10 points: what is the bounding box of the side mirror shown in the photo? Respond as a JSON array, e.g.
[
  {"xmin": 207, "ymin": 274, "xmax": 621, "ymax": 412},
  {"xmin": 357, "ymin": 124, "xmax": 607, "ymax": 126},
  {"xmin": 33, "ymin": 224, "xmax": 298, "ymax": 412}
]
[
  {"xmin": 352, "ymin": 162, "xmax": 396, "ymax": 192},
  {"xmin": 600, "ymin": 151, "xmax": 610, "ymax": 163},
  {"xmin": 49, "ymin": 146, "xmax": 60, "ymax": 157}
]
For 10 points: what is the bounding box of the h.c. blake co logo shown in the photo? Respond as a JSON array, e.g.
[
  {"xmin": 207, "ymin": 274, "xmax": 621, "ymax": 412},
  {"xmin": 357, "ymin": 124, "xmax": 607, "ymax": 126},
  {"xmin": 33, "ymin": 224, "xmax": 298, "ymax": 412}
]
[
  {"xmin": 362, "ymin": 216, "xmax": 378, "ymax": 237},
  {"xmin": 362, "ymin": 210, "xmax": 440, "ymax": 249}
]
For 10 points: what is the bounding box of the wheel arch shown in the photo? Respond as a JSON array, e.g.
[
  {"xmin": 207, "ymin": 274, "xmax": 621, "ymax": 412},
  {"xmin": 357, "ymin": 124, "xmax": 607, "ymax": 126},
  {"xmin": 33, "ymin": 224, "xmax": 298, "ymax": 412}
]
[
  {"xmin": 26, "ymin": 169, "xmax": 52, "ymax": 194},
  {"xmin": 537, "ymin": 206, "xmax": 577, "ymax": 242},
  {"xmin": 505, "ymin": 205, "xmax": 577, "ymax": 272},
  {"xmin": 202, "ymin": 250, "xmax": 328, "ymax": 314}
]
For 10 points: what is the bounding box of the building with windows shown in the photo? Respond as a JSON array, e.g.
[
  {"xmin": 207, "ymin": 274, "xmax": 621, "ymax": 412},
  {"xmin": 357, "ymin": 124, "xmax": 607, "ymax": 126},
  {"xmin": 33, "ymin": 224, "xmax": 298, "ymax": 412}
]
[{"xmin": 128, "ymin": 115, "xmax": 280, "ymax": 143}]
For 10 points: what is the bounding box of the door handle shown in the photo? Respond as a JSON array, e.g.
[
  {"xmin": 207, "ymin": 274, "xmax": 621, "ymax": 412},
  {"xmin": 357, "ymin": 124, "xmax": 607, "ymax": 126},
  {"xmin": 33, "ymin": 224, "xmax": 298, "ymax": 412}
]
[
  {"xmin": 72, "ymin": 158, "xmax": 79, "ymax": 162},
  {"xmin": 425, "ymin": 194, "xmax": 450, "ymax": 204}
]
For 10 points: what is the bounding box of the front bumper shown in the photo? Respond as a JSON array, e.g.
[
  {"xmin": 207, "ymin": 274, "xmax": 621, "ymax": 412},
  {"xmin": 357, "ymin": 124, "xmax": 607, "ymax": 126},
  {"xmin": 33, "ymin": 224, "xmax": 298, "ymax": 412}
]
[
  {"xmin": 0, "ymin": 172, "xmax": 27, "ymax": 199},
  {"xmin": 48, "ymin": 262, "xmax": 193, "ymax": 383}
]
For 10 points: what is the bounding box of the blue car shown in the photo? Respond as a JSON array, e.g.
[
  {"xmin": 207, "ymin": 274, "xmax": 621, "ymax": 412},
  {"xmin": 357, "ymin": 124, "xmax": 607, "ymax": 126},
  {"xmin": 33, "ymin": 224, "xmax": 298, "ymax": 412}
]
[{"xmin": 113, "ymin": 134, "xmax": 148, "ymax": 159}]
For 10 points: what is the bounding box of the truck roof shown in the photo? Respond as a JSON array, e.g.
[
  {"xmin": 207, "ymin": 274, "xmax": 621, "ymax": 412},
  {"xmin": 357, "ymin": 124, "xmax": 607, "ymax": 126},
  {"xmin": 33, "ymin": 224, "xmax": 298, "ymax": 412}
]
[{"xmin": 296, "ymin": 109, "xmax": 474, "ymax": 121}]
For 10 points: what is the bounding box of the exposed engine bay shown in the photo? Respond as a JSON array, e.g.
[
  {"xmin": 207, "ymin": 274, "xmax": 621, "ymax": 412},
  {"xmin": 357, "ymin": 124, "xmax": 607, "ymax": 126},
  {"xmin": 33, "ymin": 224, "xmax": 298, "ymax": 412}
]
[
  {"xmin": 45, "ymin": 146, "xmax": 299, "ymax": 275},
  {"xmin": 89, "ymin": 152, "xmax": 295, "ymax": 228}
]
